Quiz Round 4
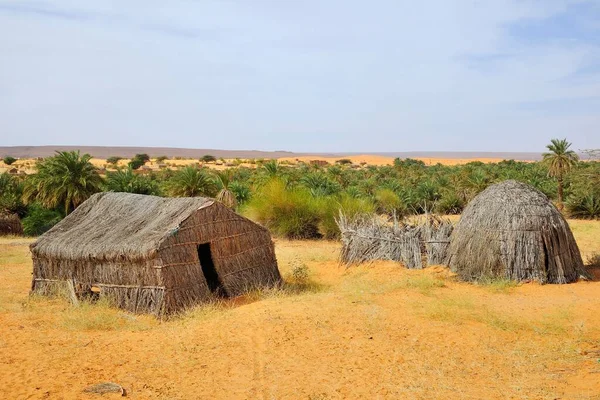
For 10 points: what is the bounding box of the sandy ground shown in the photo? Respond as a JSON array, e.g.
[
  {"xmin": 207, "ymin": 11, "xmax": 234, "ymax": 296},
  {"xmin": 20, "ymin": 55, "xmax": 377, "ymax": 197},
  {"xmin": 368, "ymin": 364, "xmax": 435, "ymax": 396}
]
[
  {"xmin": 1, "ymin": 220, "xmax": 600, "ymax": 399},
  {"xmin": 0, "ymin": 154, "xmax": 522, "ymax": 175},
  {"xmin": 279, "ymin": 155, "xmax": 508, "ymax": 166}
]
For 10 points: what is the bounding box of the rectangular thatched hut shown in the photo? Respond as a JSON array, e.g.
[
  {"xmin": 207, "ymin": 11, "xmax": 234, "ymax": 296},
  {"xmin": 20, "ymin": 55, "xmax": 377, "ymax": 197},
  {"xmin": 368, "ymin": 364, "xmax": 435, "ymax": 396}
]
[{"xmin": 30, "ymin": 192, "xmax": 281, "ymax": 316}]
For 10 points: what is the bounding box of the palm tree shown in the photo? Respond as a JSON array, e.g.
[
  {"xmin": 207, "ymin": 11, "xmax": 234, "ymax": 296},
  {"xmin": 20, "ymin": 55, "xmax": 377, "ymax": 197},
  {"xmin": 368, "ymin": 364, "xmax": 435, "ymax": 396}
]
[
  {"xmin": 542, "ymin": 138, "xmax": 579, "ymax": 210},
  {"xmin": 167, "ymin": 166, "xmax": 217, "ymax": 197},
  {"xmin": 23, "ymin": 151, "xmax": 103, "ymax": 215},
  {"xmin": 105, "ymin": 167, "xmax": 159, "ymax": 195},
  {"xmin": 214, "ymin": 170, "xmax": 237, "ymax": 208}
]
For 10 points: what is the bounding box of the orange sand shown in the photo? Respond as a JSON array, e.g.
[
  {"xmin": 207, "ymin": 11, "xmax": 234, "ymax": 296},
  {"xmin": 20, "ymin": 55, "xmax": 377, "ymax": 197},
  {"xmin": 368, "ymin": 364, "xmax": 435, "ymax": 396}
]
[
  {"xmin": 1, "ymin": 221, "xmax": 599, "ymax": 399},
  {"xmin": 279, "ymin": 155, "xmax": 509, "ymax": 166}
]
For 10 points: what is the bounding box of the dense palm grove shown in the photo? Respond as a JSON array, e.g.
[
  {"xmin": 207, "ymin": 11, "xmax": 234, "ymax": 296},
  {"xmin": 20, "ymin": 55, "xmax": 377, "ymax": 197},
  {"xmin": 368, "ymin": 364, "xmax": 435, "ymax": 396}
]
[{"xmin": 1, "ymin": 140, "xmax": 599, "ymax": 237}]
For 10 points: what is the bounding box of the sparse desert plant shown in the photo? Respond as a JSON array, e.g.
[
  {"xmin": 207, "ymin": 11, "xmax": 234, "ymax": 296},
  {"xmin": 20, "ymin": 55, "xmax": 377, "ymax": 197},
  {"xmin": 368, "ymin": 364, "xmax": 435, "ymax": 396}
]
[
  {"xmin": 200, "ymin": 154, "xmax": 217, "ymax": 163},
  {"xmin": 335, "ymin": 158, "xmax": 352, "ymax": 165},
  {"xmin": 155, "ymin": 155, "xmax": 168, "ymax": 163},
  {"xmin": 106, "ymin": 156, "xmax": 122, "ymax": 165},
  {"xmin": 586, "ymin": 253, "xmax": 600, "ymax": 268}
]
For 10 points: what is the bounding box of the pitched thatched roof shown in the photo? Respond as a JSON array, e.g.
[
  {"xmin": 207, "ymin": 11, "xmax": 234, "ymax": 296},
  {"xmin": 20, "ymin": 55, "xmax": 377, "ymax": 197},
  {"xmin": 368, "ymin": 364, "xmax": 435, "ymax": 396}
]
[
  {"xmin": 31, "ymin": 192, "xmax": 217, "ymax": 261},
  {"xmin": 446, "ymin": 180, "xmax": 584, "ymax": 283}
]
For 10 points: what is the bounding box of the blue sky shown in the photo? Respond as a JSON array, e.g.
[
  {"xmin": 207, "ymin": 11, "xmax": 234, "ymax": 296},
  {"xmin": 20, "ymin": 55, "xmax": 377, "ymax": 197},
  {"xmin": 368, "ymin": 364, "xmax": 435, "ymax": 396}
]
[{"xmin": 0, "ymin": 0, "xmax": 599, "ymax": 152}]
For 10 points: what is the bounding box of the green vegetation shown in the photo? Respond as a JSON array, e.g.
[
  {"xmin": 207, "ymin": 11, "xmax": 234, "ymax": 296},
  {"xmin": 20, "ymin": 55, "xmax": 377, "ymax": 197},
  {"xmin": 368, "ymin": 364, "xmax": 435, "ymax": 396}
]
[
  {"xmin": 3, "ymin": 141, "xmax": 599, "ymax": 239},
  {"xmin": 22, "ymin": 204, "xmax": 63, "ymax": 236},
  {"xmin": 106, "ymin": 156, "xmax": 122, "ymax": 165},
  {"xmin": 105, "ymin": 167, "xmax": 160, "ymax": 195},
  {"xmin": 542, "ymin": 138, "xmax": 579, "ymax": 210},
  {"xmin": 3, "ymin": 156, "xmax": 17, "ymax": 165},
  {"xmin": 200, "ymin": 154, "xmax": 217, "ymax": 163},
  {"xmin": 128, "ymin": 153, "xmax": 150, "ymax": 170},
  {"xmin": 22, "ymin": 151, "xmax": 103, "ymax": 215},
  {"xmin": 166, "ymin": 166, "xmax": 217, "ymax": 197}
]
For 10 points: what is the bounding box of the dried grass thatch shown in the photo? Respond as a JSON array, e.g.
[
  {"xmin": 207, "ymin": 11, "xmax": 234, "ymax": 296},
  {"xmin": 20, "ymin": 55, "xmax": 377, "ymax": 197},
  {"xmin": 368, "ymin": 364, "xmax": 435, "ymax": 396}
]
[
  {"xmin": 337, "ymin": 213, "xmax": 453, "ymax": 269},
  {"xmin": 0, "ymin": 213, "xmax": 22, "ymax": 235},
  {"xmin": 30, "ymin": 192, "xmax": 281, "ymax": 316},
  {"xmin": 446, "ymin": 180, "xmax": 585, "ymax": 283}
]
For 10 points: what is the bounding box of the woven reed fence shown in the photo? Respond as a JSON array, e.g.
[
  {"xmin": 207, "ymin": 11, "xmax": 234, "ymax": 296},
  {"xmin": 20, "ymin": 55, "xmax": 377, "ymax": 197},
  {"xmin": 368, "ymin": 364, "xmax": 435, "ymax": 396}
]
[{"xmin": 337, "ymin": 212, "xmax": 453, "ymax": 269}]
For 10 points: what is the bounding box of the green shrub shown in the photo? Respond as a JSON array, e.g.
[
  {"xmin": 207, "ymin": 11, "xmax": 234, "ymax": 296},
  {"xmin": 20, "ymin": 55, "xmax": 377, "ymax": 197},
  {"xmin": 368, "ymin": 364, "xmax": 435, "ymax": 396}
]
[
  {"xmin": 319, "ymin": 194, "xmax": 375, "ymax": 239},
  {"xmin": 435, "ymin": 193, "xmax": 465, "ymax": 215},
  {"xmin": 105, "ymin": 168, "xmax": 160, "ymax": 195},
  {"xmin": 374, "ymin": 188, "xmax": 405, "ymax": 215},
  {"xmin": 106, "ymin": 156, "xmax": 122, "ymax": 165},
  {"xmin": 3, "ymin": 156, "xmax": 17, "ymax": 165},
  {"xmin": 229, "ymin": 181, "xmax": 252, "ymax": 205},
  {"xmin": 22, "ymin": 204, "xmax": 63, "ymax": 236},
  {"xmin": 245, "ymin": 179, "xmax": 321, "ymax": 239},
  {"xmin": 200, "ymin": 154, "xmax": 217, "ymax": 163},
  {"xmin": 566, "ymin": 191, "xmax": 600, "ymax": 219}
]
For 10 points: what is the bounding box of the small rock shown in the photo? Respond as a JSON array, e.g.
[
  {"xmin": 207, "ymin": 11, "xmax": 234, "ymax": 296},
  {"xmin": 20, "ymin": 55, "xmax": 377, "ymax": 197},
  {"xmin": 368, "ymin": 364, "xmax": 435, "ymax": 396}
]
[{"xmin": 83, "ymin": 382, "xmax": 126, "ymax": 396}]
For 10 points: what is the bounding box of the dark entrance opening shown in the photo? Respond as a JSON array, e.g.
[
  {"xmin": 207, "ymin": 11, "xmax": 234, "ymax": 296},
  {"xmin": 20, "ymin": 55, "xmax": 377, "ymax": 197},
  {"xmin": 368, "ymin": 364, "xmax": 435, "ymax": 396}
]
[{"xmin": 197, "ymin": 243, "xmax": 226, "ymax": 297}]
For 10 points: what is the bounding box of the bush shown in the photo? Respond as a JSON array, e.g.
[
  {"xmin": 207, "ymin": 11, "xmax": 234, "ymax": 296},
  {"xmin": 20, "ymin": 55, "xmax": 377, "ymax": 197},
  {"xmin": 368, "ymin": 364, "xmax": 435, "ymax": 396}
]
[
  {"xmin": 335, "ymin": 159, "xmax": 352, "ymax": 165},
  {"xmin": 106, "ymin": 156, "xmax": 122, "ymax": 165},
  {"xmin": 3, "ymin": 156, "xmax": 17, "ymax": 165},
  {"xmin": 128, "ymin": 158, "xmax": 145, "ymax": 170},
  {"xmin": 566, "ymin": 191, "xmax": 600, "ymax": 219},
  {"xmin": 106, "ymin": 168, "xmax": 160, "ymax": 195},
  {"xmin": 374, "ymin": 188, "xmax": 405, "ymax": 215},
  {"xmin": 245, "ymin": 179, "xmax": 322, "ymax": 239},
  {"xmin": 229, "ymin": 181, "xmax": 252, "ymax": 205},
  {"xmin": 128, "ymin": 153, "xmax": 150, "ymax": 170},
  {"xmin": 22, "ymin": 204, "xmax": 63, "ymax": 236},
  {"xmin": 319, "ymin": 194, "xmax": 375, "ymax": 239},
  {"xmin": 0, "ymin": 173, "xmax": 26, "ymax": 216},
  {"xmin": 435, "ymin": 193, "xmax": 465, "ymax": 215},
  {"xmin": 200, "ymin": 154, "xmax": 217, "ymax": 163},
  {"xmin": 155, "ymin": 156, "xmax": 168, "ymax": 163}
]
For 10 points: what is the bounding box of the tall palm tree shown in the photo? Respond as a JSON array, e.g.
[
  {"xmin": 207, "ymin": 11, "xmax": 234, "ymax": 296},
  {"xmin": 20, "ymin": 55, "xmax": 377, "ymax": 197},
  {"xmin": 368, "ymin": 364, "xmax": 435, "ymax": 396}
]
[
  {"xmin": 214, "ymin": 170, "xmax": 237, "ymax": 208},
  {"xmin": 542, "ymin": 138, "xmax": 579, "ymax": 210},
  {"xmin": 167, "ymin": 166, "xmax": 217, "ymax": 197},
  {"xmin": 23, "ymin": 151, "xmax": 103, "ymax": 215}
]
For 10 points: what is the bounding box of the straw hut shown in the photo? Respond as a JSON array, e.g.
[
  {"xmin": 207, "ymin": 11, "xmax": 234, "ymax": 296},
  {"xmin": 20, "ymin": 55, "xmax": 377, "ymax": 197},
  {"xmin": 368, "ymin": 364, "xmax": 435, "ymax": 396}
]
[
  {"xmin": 446, "ymin": 180, "xmax": 584, "ymax": 283},
  {"xmin": 0, "ymin": 213, "xmax": 23, "ymax": 235},
  {"xmin": 30, "ymin": 192, "xmax": 281, "ymax": 315}
]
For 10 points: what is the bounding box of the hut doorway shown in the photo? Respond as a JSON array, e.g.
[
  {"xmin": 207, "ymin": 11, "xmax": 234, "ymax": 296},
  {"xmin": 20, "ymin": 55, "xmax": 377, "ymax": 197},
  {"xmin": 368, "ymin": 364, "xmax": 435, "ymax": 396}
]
[{"xmin": 197, "ymin": 243, "xmax": 226, "ymax": 297}]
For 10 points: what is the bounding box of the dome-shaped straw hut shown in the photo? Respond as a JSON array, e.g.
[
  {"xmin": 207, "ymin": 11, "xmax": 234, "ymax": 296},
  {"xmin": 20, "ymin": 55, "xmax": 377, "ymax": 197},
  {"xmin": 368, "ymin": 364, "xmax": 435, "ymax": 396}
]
[{"xmin": 446, "ymin": 180, "xmax": 584, "ymax": 284}]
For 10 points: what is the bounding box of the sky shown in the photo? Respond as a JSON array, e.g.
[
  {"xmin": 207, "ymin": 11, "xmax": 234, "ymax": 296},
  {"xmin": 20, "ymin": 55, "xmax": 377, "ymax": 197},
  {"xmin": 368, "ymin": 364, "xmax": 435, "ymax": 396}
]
[{"xmin": 0, "ymin": 0, "xmax": 599, "ymax": 153}]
